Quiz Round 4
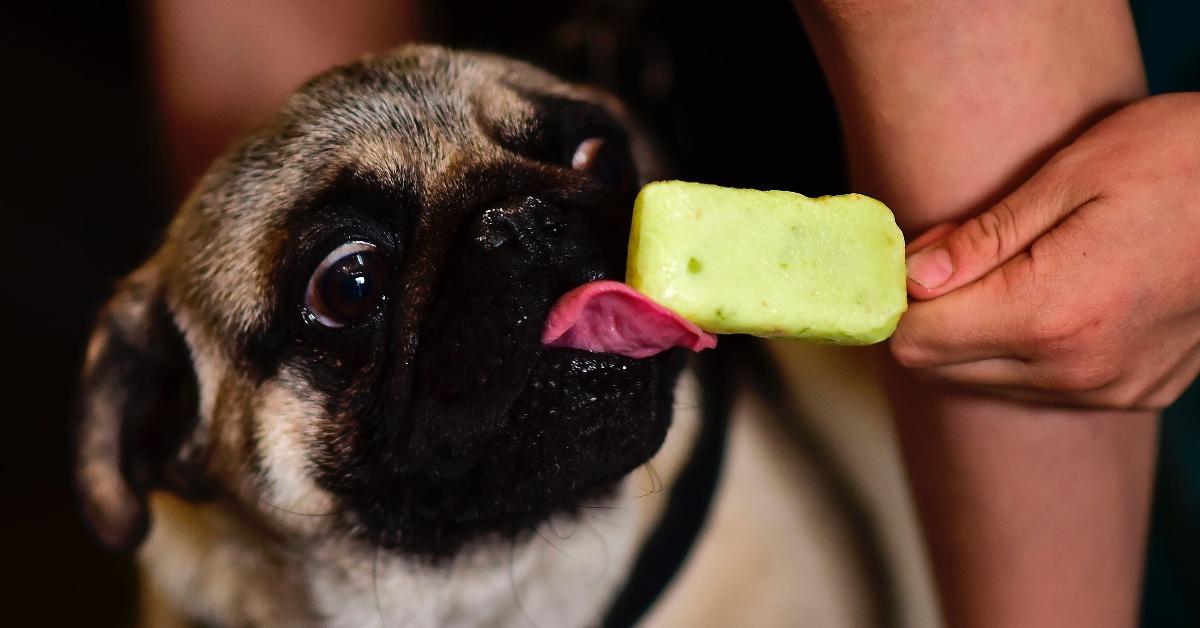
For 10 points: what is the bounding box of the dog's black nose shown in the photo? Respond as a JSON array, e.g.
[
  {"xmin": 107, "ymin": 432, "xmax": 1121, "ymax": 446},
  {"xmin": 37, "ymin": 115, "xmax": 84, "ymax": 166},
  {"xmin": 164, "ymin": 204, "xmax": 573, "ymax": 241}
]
[{"xmin": 471, "ymin": 196, "xmax": 565, "ymax": 253}]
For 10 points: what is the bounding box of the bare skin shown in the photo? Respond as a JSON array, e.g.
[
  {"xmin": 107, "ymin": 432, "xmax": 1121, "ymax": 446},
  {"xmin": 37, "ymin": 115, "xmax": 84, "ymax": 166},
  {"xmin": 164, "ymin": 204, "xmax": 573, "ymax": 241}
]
[
  {"xmin": 897, "ymin": 93, "xmax": 1200, "ymax": 411},
  {"xmin": 149, "ymin": 0, "xmax": 423, "ymax": 191},
  {"xmin": 794, "ymin": 1, "xmax": 1161, "ymax": 626}
]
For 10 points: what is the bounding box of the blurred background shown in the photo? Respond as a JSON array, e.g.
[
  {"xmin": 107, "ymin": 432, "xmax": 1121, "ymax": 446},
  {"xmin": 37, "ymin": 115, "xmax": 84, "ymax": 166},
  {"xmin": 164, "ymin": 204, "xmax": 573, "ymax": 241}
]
[{"xmin": 2, "ymin": 0, "xmax": 1196, "ymax": 625}]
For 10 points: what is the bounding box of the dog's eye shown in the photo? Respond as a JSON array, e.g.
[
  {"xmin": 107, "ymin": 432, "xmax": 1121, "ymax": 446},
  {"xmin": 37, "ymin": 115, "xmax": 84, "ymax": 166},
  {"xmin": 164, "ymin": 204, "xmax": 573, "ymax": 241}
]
[
  {"xmin": 570, "ymin": 137, "xmax": 633, "ymax": 191},
  {"xmin": 304, "ymin": 242, "xmax": 389, "ymax": 329}
]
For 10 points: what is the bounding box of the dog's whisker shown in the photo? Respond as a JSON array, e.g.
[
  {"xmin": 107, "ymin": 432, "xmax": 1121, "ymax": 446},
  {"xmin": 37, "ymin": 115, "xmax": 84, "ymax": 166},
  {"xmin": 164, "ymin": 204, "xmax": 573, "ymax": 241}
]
[
  {"xmin": 570, "ymin": 501, "xmax": 627, "ymax": 526},
  {"xmin": 257, "ymin": 497, "xmax": 338, "ymax": 518},
  {"xmin": 572, "ymin": 502, "xmax": 622, "ymax": 510},
  {"xmin": 635, "ymin": 462, "xmax": 664, "ymax": 498},
  {"xmin": 531, "ymin": 525, "xmax": 577, "ymax": 562}
]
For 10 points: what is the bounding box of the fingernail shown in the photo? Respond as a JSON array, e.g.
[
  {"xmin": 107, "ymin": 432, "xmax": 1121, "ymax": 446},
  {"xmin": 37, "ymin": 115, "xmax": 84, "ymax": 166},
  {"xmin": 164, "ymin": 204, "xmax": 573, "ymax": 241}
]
[{"xmin": 907, "ymin": 247, "xmax": 953, "ymax": 289}]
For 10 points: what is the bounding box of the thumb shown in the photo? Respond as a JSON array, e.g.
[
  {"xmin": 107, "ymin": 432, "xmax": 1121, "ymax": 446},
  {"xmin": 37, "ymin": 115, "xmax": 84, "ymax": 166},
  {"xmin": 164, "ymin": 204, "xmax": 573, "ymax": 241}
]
[{"xmin": 904, "ymin": 158, "xmax": 1095, "ymax": 300}]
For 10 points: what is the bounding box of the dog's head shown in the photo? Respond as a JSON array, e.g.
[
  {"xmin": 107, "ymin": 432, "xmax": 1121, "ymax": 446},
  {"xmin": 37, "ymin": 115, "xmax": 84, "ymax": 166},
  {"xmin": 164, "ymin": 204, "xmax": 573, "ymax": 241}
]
[{"xmin": 74, "ymin": 45, "xmax": 685, "ymax": 558}]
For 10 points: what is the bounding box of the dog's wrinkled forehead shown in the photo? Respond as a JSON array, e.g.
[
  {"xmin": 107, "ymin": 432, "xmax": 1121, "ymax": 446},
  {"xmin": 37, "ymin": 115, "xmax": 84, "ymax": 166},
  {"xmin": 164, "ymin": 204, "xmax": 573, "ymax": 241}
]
[{"xmin": 160, "ymin": 45, "xmax": 598, "ymax": 342}]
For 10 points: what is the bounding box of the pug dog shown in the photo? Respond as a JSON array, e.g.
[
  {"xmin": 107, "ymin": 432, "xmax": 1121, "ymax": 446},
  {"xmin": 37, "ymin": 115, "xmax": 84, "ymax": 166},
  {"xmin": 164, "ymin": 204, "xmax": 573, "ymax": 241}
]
[
  {"xmin": 76, "ymin": 40, "xmax": 945, "ymax": 628},
  {"xmin": 74, "ymin": 44, "xmax": 710, "ymax": 627}
]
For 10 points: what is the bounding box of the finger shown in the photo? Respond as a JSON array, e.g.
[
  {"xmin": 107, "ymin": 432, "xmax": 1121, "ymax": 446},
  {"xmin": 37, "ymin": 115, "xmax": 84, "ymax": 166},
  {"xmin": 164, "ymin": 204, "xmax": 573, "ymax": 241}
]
[
  {"xmin": 906, "ymin": 156, "xmax": 1097, "ymax": 300},
  {"xmin": 892, "ymin": 254, "xmax": 1036, "ymax": 368},
  {"xmin": 905, "ymin": 222, "xmax": 957, "ymax": 255}
]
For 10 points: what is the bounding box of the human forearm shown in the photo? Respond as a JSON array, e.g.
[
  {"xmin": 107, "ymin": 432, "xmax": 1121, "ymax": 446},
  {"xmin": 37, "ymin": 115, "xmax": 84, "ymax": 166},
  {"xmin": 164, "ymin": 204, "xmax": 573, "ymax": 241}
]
[
  {"xmin": 150, "ymin": 0, "xmax": 422, "ymax": 189},
  {"xmin": 794, "ymin": 0, "xmax": 1145, "ymax": 231},
  {"xmin": 886, "ymin": 380, "xmax": 1158, "ymax": 627},
  {"xmin": 794, "ymin": 1, "xmax": 1156, "ymax": 626}
]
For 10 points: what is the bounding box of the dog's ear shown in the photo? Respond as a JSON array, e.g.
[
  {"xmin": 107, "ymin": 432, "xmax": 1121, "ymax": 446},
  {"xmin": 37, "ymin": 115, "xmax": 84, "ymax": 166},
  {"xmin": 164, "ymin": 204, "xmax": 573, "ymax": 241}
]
[{"xmin": 74, "ymin": 266, "xmax": 208, "ymax": 552}]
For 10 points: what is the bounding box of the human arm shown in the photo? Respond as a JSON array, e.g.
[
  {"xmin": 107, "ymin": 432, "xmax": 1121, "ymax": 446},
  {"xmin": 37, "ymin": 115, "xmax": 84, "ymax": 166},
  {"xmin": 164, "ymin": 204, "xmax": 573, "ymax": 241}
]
[
  {"xmin": 792, "ymin": 1, "xmax": 1156, "ymax": 626},
  {"xmin": 149, "ymin": 0, "xmax": 423, "ymax": 190}
]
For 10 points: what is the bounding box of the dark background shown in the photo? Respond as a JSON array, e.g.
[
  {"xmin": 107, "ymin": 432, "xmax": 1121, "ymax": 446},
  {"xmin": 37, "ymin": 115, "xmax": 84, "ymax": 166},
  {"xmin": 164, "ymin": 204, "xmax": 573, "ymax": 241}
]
[
  {"xmin": 1, "ymin": 1, "xmax": 843, "ymax": 624},
  {"xmin": 6, "ymin": 4, "xmax": 169, "ymax": 625}
]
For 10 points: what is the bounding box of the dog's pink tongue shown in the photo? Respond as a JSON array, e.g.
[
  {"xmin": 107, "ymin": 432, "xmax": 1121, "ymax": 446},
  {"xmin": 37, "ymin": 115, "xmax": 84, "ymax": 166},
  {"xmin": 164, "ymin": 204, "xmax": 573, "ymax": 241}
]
[{"xmin": 542, "ymin": 281, "xmax": 717, "ymax": 358}]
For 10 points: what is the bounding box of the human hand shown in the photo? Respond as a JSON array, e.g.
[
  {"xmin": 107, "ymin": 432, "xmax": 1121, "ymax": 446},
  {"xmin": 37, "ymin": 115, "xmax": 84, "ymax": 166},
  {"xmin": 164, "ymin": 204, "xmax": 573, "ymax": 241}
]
[{"xmin": 891, "ymin": 93, "xmax": 1200, "ymax": 410}]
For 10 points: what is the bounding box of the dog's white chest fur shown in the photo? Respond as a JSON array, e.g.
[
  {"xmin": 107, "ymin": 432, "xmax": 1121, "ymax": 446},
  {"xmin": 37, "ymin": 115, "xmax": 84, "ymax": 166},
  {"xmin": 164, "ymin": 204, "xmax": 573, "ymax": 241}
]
[
  {"xmin": 307, "ymin": 490, "xmax": 640, "ymax": 628},
  {"xmin": 140, "ymin": 482, "xmax": 642, "ymax": 627}
]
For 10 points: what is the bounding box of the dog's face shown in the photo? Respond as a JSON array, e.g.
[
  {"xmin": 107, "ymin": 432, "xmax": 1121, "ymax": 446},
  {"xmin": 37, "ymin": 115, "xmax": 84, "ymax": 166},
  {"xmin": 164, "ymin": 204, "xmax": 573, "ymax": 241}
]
[{"xmin": 75, "ymin": 46, "xmax": 685, "ymax": 559}]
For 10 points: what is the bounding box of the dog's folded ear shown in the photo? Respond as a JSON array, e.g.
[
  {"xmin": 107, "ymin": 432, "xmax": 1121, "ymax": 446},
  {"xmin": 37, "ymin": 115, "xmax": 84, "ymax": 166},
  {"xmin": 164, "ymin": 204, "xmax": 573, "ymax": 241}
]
[{"xmin": 74, "ymin": 265, "xmax": 208, "ymax": 552}]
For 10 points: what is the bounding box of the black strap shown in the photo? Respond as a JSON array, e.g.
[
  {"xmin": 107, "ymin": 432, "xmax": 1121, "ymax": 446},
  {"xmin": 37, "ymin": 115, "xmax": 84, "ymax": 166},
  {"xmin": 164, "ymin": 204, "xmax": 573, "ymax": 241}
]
[{"xmin": 601, "ymin": 350, "xmax": 732, "ymax": 628}]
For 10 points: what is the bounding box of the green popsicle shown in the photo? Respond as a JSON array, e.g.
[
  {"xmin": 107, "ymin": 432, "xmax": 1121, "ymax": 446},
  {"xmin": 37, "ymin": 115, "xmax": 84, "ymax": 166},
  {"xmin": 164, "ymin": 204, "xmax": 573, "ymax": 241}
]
[{"xmin": 626, "ymin": 181, "xmax": 907, "ymax": 344}]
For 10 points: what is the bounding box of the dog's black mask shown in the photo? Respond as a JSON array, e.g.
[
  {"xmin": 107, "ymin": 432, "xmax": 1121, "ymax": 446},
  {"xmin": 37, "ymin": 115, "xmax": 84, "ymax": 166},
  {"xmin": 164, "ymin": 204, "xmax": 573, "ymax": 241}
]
[{"xmin": 204, "ymin": 51, "xmax": 691, "ymax": 557}]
